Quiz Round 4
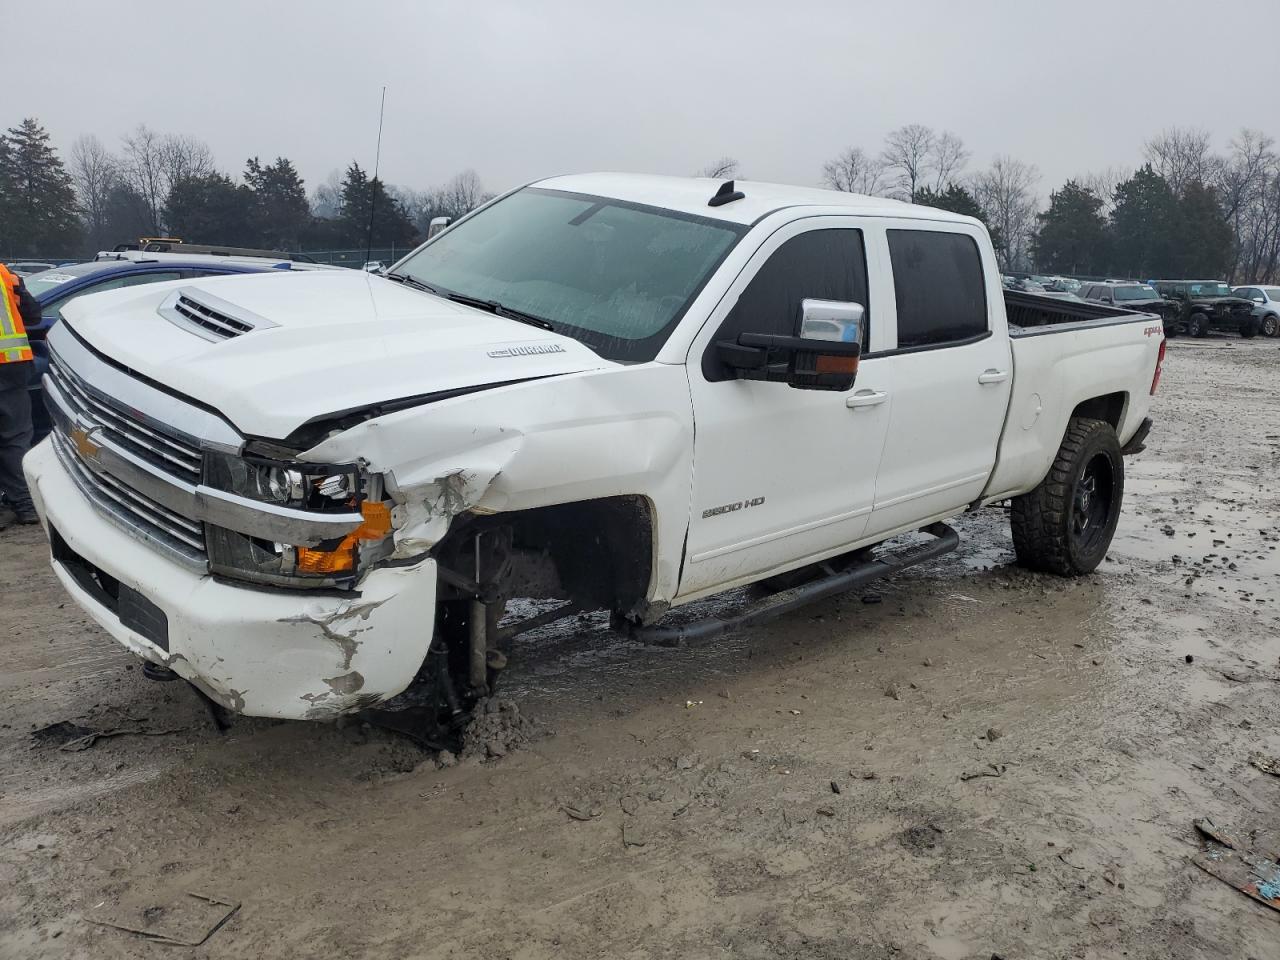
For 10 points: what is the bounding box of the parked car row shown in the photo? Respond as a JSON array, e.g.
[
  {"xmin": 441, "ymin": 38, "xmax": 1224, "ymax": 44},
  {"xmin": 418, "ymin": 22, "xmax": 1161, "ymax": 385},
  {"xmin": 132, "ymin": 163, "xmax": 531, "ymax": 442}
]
[{"xmin": 1058, "ymin": 276, "xmax": 1277, "ymax": 339}]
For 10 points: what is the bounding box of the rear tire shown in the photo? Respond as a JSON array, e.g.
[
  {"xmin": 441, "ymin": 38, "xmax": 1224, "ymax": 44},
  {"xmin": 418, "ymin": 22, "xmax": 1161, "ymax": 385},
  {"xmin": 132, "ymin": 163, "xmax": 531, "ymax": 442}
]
[
  {"xmin": 1011, "ymin": 417, "xmax": 1124, "ymax": 577},
  {"xmin": 1261, "ymin": 314, "xmax": 1279, "ymax": 338}
]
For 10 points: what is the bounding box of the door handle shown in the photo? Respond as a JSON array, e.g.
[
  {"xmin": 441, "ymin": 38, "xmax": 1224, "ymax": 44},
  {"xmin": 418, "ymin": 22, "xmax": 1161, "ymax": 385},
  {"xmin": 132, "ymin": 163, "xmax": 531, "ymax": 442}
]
[
  {"xmin": 978, "ymin": 369, "xmax": 1010, "ymax": 385},
  {"xmin": 845, "ymin": 389, "xmax": 888, "ymax": 409}
]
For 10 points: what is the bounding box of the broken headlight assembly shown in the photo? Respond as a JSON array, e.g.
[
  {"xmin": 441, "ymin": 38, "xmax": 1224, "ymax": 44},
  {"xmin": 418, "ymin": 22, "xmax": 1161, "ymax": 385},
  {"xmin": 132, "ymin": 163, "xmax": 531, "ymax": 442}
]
[{"xmin": 203, "ymin": 449, "xmax": 395, "ymax": 589}]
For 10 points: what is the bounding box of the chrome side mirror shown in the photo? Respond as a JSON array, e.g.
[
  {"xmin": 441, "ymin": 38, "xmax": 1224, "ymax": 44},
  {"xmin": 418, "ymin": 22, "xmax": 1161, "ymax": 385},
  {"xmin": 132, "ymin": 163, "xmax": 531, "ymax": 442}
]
[
  {"xmin": 798, "ymin": 298, "xmax": 864, "ymax": 344},
  {"xmin": 427, "ymin": 216, "xmax": 452, "ymax": 239}
]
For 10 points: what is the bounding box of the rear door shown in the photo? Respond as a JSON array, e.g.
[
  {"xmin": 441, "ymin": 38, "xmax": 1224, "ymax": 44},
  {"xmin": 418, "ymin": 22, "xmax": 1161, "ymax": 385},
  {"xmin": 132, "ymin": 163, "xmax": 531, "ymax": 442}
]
[
  {"xmin": 681, "ymin": 219, "xmax": 893, "ymax": 597},
  {"xmin": 862, "ymin": 222, "xmax": 1013, "ymax": 538}
]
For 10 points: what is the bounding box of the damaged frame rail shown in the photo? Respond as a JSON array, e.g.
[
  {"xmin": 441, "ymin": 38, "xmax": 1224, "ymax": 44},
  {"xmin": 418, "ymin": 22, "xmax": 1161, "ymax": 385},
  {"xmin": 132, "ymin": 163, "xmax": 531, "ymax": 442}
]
[{"xmin": 622, "ymin": 522, "xmax": 960, "ymax": 646}]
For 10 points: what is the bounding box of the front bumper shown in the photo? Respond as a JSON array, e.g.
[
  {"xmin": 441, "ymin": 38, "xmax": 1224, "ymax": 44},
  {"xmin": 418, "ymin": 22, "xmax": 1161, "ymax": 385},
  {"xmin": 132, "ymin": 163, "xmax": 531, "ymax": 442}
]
[{"xmin": 24, "ymin": 440, "xmax": 436, "ymax": 720}]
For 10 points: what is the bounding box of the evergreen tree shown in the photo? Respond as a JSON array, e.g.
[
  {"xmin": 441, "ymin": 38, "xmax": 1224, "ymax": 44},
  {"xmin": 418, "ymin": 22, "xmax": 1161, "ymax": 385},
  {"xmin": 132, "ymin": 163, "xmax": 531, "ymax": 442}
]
[
  {"xmin": 1030, "ymin": 181, "xmax": 1108, "ymax": 274},
  {"xmin": 1109, "ymin": 165, "xmax": 1177, "ymax": 278},
  {"xmin": 914, "ymin": 183, "xmax": 1004, "ymax": 251},
  {"xmin": 1169, "ymin": 180, "xmax": 1233, "ymax": 278},
  {"xmin": 0, "ymin": 118, "xmax": 81, "ymax": 255},
  {"xmin": 244, "ymin": 156, "xmax": 309, "ymax": 250},
  {"xmin": 101, "ymin": 183, "xmax": 153, "ymax": 249},
  {"xmin": 164, "ymin": 172, "xmax": 254, "ymax": 245},
  {"xmin": 337, "ymin": 162, "xmax": 417, "ymax": 249}
]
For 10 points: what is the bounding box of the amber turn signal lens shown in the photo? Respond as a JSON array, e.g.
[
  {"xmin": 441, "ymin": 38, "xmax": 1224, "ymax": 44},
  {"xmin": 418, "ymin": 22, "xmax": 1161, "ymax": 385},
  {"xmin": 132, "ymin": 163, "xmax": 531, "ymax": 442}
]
[
  {"xmin": 815, "ymin": 354, "xmax": 859, "ymax": 375},
  {"xmin": 294, "ymin": 501, "xmax": 394, "ymax": 574}
]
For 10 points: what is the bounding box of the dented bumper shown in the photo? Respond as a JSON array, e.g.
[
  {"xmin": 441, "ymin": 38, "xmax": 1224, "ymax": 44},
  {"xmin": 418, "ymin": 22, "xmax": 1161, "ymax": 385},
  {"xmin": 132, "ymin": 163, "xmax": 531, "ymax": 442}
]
[{"xmin": 24, "ymin": 440, "xmax": 436, "ymax": 720}]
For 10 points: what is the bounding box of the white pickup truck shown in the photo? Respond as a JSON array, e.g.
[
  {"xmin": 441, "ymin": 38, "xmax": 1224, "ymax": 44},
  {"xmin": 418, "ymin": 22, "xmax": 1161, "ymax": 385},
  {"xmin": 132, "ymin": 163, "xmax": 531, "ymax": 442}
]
[{"xmin": 25, "ymin": 174, "xmax": 1165, "ymax": 733}]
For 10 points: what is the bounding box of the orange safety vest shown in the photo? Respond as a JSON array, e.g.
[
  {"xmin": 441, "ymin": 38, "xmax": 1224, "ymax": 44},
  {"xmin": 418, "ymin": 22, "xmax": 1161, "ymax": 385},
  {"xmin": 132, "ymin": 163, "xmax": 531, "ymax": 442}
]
[{"xmin": 0, "ymin": 264, "xmax": 33, "ymax": 363}]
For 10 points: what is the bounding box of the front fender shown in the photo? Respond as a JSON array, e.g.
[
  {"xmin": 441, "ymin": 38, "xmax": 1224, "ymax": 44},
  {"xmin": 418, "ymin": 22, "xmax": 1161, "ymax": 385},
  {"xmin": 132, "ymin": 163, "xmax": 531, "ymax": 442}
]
[{"xmin": 304, "ymin": 364, "xmax": 696, "ymax": 603}]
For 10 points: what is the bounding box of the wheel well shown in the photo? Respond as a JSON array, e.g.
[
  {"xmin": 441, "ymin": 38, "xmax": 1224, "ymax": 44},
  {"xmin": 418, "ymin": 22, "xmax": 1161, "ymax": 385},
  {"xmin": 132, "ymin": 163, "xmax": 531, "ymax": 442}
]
[
  {"xmin": 1071, "ymin": 392, "xmax": 1126, "ymax": 431},
  {"xmin": 434, "ymin": 495, "xmax": 656, "ymax": 617}
]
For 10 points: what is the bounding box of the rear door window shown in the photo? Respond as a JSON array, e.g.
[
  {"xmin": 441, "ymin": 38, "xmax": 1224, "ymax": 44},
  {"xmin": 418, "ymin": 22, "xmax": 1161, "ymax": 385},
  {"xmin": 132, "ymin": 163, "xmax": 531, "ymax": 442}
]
[
  {"xmin": 886, "ymin": 230, "xmax": 987, "ymax": 349},
  {"xmin": 704, "ymin": 228, "xmax": 869, "ymax": 381}
]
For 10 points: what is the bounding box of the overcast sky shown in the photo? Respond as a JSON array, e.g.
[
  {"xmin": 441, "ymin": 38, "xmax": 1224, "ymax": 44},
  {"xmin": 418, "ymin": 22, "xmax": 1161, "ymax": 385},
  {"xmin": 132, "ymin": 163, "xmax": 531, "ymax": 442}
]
[{"xmin": 13, "ymin": 0, "xmax": 1280, "ymax": 200}]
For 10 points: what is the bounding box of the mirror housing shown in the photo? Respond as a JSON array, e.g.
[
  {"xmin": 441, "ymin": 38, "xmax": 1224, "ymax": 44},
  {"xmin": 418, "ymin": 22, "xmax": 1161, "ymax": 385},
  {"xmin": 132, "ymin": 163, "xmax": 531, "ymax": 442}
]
[
  {"xmin": 715, "ymin": 299, "xmax": 864, "ymax": 391},
  {"xmin": 427, "ymin": 216, "xmax": 451, "ymax": 239}
]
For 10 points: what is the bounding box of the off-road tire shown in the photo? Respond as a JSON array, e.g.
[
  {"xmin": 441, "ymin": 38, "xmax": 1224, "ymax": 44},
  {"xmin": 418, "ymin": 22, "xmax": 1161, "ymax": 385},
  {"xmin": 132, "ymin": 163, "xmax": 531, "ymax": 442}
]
[
  {"xmin": 1010, "ymin": 417, "xmax": 1124, "ymax": 577},
  {"xmin": 1188, "ymin": 313, "xmax": 1208, "ymax": 338},
  {"xmin": 1241, "ymin": 319, "xmax": 1260, "ymax": 339},
  {"xmin": 1261, "ymin": 314, "xmax": 1279, "ymax": 338}
]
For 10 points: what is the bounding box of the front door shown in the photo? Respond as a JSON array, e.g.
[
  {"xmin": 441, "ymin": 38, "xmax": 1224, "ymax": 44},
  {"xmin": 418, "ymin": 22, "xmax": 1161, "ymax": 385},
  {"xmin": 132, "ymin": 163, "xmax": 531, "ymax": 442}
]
[{"xmin": 680, "ymin": 220, "xmax": 893, "ymax": 598}]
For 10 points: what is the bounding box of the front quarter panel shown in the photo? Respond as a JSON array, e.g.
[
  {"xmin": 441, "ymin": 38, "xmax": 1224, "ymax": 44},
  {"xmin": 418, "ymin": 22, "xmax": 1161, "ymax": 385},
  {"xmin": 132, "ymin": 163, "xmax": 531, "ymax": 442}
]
[{"xmin": 305, "ymin": 364, "xmax": 696, "ymax": 604}]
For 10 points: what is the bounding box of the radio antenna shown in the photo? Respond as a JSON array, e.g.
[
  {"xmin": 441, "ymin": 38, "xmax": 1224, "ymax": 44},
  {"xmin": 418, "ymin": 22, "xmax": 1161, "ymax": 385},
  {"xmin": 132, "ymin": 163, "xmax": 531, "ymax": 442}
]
[{"xmin": 365, "ymin": 85, "xmax": 387, "ymax": 266}]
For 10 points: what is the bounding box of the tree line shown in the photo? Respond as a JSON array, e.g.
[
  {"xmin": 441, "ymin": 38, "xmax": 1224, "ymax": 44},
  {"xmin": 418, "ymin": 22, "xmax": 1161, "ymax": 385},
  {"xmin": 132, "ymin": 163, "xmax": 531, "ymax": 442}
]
[
  {"xmin": 6, "ymin": 115, "xmax": 1280, "ymax": 283},
  {"xmin": 810, "ymin": 124, "xmax": 1280, "ymax": 281},
  {"xmin": 0, "ymin": 118, "xmax": 493, "ymax": 259}
]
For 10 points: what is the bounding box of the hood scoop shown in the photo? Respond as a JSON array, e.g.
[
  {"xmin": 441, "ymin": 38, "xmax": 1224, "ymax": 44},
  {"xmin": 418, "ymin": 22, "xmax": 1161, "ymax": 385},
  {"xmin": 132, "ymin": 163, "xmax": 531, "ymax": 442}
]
[{"xmin": 158, "ymin": 287, "xmax": 277, "ymax": 342}]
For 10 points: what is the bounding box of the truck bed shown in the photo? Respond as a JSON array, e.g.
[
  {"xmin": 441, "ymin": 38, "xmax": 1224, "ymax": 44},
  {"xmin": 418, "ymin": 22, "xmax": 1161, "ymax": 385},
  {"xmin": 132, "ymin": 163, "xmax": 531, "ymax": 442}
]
[
  {"xmin": 1004, "ymin": 290, "xmax": 1155, "ymax": 334},
  {"xmin": 980, "ymin": 290, "xmax": 1164, "ymax": 503}
]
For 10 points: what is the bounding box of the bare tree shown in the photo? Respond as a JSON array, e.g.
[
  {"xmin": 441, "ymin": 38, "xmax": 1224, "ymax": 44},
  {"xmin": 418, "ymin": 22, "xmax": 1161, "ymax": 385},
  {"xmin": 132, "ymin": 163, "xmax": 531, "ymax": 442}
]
[
  {"xmin": 120, "ymin": 125, "xmax": 167, "ymax": 233},
  {"xmin": 972, "ymin": 156, "xmax": 1040, "ymax": 270},
  {"xmin": 821, "ymin": 147, "xmax": 887, "ymax": 196},
  {"xmin": 881, "ymin": 124, "xmax": 936, "ymax": 201},
  {"xmin": 119, "ymin": 125, "xmax": 216, "ymax": 233},
  {"xmin": 697, "ymin": 157, "xmax": 740, "ymax": 179},
  {"xmin": 439, "ymin": 169, "xmax": 486, "ymax": 216},
  {"xmin": 1219, "ymin": 129, "xmax": 1279, "ymax": 281},
  {"xmin": 69, "ymin": 134, "xmax": 120, "ymax": 249},
  {"xmin": 1077, "ymin": 166, "xmax": 1131, "ymax": 217},
  {"xmin": 310, "ymin": 169, "xmax": 342, "ymax": 219},
  {"xmin": 159, "ymin": 134, "xmax": 214, "ymax": 187},
  {"xmin": 1143, "ymin": 127, "xmax": 1221, "ymax": 196},
  {"xmin": 928, "ymin": 131, "xmax": 969, "ymax": 191}
]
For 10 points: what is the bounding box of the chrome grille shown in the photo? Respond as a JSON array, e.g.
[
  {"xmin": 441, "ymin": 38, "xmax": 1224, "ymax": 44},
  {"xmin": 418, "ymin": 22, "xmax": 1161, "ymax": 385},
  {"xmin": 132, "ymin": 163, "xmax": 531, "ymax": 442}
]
[
  {"xmin": 51, "ymin": 430, "xmax": 207, "ymax": 566},
  {"xmin": 173, "ymin": 294, "xmax": 255, "ymax": 340},
  {"xmin": 47, "ymin": 351, "xmax": 202, "ymax": 485}
]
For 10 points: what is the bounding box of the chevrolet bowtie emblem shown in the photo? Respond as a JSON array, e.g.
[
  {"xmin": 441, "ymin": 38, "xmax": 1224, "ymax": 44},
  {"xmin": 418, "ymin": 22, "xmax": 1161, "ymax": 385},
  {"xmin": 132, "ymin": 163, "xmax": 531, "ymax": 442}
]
[{"xmin": 70, "ymin": 425, "xmax": 102, "ymax": 464}]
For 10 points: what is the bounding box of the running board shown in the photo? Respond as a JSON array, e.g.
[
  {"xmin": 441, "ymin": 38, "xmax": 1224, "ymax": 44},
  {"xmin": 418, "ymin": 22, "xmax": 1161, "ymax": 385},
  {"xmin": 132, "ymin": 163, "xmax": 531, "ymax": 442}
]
[{"xmin": 625, "ymin": 522, "xmax": 960, "ymax": 646}]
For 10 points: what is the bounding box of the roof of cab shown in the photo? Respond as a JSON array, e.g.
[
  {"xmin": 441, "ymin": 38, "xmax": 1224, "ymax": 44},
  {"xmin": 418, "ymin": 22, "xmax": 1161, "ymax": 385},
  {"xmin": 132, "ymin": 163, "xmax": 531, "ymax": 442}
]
[{"xmin": 532, "ymin": 172, "xmax": 980, "ymax": 228}]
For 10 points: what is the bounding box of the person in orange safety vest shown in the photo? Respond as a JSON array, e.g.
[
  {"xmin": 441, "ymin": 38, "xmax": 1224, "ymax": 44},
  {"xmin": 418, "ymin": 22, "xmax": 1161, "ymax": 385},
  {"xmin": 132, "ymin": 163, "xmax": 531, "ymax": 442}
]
[{"xmin": 0, "ymin": 263, "xmax": 41, "ymax": 528}]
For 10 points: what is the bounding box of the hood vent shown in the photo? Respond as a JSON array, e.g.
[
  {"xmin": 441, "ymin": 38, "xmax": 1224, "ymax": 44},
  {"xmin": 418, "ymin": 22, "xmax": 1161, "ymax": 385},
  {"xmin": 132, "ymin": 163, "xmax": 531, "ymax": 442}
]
[{"xmin": 159, "ymin": 288, "xmax": 276, "ymax": 342}]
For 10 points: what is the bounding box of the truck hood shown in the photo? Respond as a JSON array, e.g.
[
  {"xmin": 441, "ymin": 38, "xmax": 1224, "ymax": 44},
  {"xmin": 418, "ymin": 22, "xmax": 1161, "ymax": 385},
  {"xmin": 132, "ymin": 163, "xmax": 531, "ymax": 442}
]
[{"xmin": 59, "ymin": 270, "xmax": 613, "ymax": 440}]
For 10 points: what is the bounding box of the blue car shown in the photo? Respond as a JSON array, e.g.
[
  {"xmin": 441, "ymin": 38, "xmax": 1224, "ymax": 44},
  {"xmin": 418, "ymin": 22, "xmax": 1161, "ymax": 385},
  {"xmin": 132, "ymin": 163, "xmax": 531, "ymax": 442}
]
[{"xmin": 22, "ymin": 254, "xmax": 304, "ymax": 441}]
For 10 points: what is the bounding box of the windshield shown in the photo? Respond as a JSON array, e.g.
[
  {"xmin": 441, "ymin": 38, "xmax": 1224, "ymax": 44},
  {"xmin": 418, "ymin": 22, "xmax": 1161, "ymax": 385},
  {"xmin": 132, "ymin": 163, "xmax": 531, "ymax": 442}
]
[
  {"xmin": 1114, "ymin": 285, "xmax": 1158, "ymax": 301},
  {"xmin": 22, "ymin": 262, "xmax": 102, "ymax": 298},
  {"xmin": 393, "ymin": 187, "xmax": 745, "ymax": 362},
  {"xmin": 1188, "ymin": 282, "xmax": 1232, "ymax": 297}
]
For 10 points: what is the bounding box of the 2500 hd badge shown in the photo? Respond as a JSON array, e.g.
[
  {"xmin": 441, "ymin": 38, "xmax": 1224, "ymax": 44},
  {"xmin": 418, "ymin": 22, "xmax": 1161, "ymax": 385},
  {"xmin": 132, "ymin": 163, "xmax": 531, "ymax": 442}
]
[{"xmin": 702, "ymin": 496, "xmax": 766, "ymax": 519}]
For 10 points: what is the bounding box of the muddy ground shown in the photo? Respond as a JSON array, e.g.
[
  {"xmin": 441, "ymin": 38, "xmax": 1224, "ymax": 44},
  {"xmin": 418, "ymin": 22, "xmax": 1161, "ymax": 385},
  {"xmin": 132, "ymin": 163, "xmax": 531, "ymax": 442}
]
[{"xmin": 2, "ymin": 336, "xmax": 1279, "ymax": 960}]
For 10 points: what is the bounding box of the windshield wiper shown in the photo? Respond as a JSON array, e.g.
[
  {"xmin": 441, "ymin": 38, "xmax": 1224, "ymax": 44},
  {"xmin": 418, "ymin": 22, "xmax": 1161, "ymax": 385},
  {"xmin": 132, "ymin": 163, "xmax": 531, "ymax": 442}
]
[
  {"xmin": 383, "ymin": 272, "xmax": 438, "ymax": 295},
  {"xmin": 445, "ymin": 292, "xmax": 556, "ymax": 331}
]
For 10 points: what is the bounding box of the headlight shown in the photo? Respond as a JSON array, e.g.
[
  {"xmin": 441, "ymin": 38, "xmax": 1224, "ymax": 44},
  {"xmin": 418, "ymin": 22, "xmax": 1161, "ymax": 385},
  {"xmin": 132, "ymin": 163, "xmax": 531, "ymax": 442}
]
[{"xmin": 203, "ymin": 450, "xmax": 394, "ymax": 589}]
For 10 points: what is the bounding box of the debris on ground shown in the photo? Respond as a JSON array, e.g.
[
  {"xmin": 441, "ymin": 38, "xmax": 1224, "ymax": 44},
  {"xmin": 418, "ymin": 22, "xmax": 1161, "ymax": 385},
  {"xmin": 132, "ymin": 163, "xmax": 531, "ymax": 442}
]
[
  {"xmin": 458, "ymin": 696, "xmax": 544, "ymax": 762},
  {"xmin": 961, "ymin": 763, "xmax": 1008, "ymax": 781},
  {"xmin": 1193, "ymin": 817, "xmax": 1280, "ymax": 914},
  {"xmin": 1249, "ymin": 752, "xmax": 1280, "ymax": 778},
  {"xmin": 1193, "ymin": 817, "xmax": 1243, "ymax": 850},
  {"xmin": 31, "ymin": 720, "xmax": 184, "ymax": 752},
  {"xmin": 986, "ymin": 726, "xmax": 1005, "ymax": 742},
  {"xmin": 562, "ymin": 804, "xmax": 603, "ymax": 822},
  {"xmin": 87, "ymin": 892, "xmax": 240, "ymax": 946}
]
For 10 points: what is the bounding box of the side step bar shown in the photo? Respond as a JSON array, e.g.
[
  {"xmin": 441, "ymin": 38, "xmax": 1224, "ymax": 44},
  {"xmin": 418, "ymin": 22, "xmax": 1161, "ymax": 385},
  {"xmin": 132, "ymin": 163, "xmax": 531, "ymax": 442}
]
[{"xmin": 625, "ymin": 522, "xmax": 960, "ymax": 646}]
